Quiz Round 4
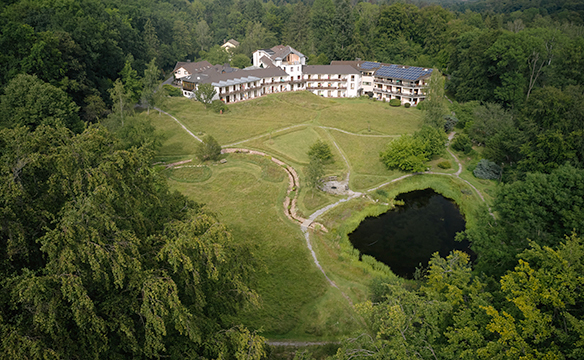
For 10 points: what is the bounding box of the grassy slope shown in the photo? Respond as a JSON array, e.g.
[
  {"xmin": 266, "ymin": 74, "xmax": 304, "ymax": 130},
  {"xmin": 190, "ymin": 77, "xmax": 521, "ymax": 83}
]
[{"xmin": 145, "ymin": 92, "xmax": 498, "ymax": 341}]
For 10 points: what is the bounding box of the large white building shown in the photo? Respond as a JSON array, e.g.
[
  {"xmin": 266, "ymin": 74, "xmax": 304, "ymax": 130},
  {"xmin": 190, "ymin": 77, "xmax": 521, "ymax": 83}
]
[{"xmin": 178, "ymin": 46, "xmax": 431, "ymax": 106}]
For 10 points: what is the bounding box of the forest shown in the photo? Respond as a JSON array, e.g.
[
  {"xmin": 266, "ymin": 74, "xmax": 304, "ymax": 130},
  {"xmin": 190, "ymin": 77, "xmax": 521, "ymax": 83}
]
[{"xmin": 1, "ymin": 0, "xmax": 584, "ymax": 358}]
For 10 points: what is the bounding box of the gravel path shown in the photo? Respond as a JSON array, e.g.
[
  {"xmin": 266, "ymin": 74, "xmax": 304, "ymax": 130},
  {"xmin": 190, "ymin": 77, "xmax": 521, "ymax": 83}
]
[{"xmin": 159, "ymin": 109, "xmax": 495, "ymax": 344}]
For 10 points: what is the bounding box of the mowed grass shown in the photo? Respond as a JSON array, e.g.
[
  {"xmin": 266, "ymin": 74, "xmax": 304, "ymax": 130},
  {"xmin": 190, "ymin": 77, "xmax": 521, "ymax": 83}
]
[
  {"xmin": 149, "ymin": 92, "xmax": 446, "ymax": 340},
  {"xmin": 315, "ymin": 97, "xmax": 423, "ymax": 135},
  {"xmin": 161, "ymin": 92, "xmax": 334, "ymax": 145},
  {"xmin": 167, "ymin": 155, "xmax": 362, "ymax": 339}
]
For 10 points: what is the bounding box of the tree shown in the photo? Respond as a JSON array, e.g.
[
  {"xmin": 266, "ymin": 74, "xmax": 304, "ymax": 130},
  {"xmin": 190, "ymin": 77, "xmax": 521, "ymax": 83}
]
[
  {"xmin": 141, "ymin": 58, "xmax": 161, "ymax": 114},
  {"xmin": 332, "ymin": 0, "xmax": 355, "ymax": 61},
  {"xmin": 311, "ymin": 0, "xmax": 335, "ymax": 60},
  {"xmin": 379, "ymin": 126, "xmax": 446, "ymax": 172},
  {"xmin": 380, "ymin": 135, "xmax": 428, "ymax": 172},
  {"xmin": 143, "ymin": 18, "xmax": 160, "ymax": 64},
  {"xmin": 0, "ymin": 125, "xmax": 263, "ymax": 359},
  {"xmin": 308, "ymin": 140, "xmax": 335, "ymax": 165},
  {"xmin": 108, "ymin": 78, "xmax": 133, "ymax": 127},
  {"xmin": 194, "ymin": 83, "xmax": 217, "ymax": 109},
  {"xmin": 195, "ymin": 20, "xmax": 213, "ymax": 52},
  {"xmin": 196, "ymin": 135, "xmax": 222, "ymax": 162},
  {"xmin": 230, "ymin": 54, "xmax": 252, "ymax": 69},
  {"xmin": 463, "ymin": 165, "xmax": 584, "ymax": 277},
  {"xmin": 305, "ymin": 156, "xmax": 324, "ymax": 191},
  {"xmin": 200, "ymin": 45, "xmax": 230, "ymax": 65},
  {"xmin": 119, "ymin": 57, "xmax": 142, "ymax": 104},
  {"xmin": 423, "ymin": 69, "xmax": 448, "ymax": 130},
  {"xmin": 469, "ymin": 102, "xmax": 514, "ymax": 145},
  {"xmin": 0, "ymin": 74, "xmax": 82, "ymax": 132}
]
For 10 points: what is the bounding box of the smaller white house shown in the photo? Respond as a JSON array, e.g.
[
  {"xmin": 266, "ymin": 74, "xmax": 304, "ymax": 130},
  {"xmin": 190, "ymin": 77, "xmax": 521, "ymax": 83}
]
[{"xmin": 221, "ymin": 39, "xmax": 240, "ymax": 51}]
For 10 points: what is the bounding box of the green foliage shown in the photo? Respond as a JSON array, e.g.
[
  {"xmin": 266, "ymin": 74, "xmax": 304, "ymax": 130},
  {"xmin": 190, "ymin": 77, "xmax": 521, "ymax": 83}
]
[
  {"xmin": 211, "ymin": 99, "xmax": 228, "ymax": 114},
  {"xmin": 119, "ymin": 57, "xmax": 143, "ymax": 104},
  {"xmin": 380, "ymin": 126, "xmax": 446, "ymax": 172},
  {"xmin": 163, "ymin": 84, "xmax": 183, "ymax": 97},
  {"xmin": 305, "ymin": 156, "xmax": 324, "ymax": 190},
  {"xmin": 404, "ymin": 102, "xmax": 411, "ymax": 108},
  {"xmin": 469, "ymin": 102, "xmax": 514, "ymax": 145},
  {"xmin": 194, "ymin": 83, "xmax": 217, "ymax": 109},
  {"xmin": 230, "ymin": 53, "xmax": 252, "ymax": 69},
  {"xmin": 140, "ymin": 58, "xmax": 162, "ymax": 112},
  {"xmin": 451, "ymin": 134, "xmax": 473, "ymax": 153},
  {"xmin": 0, "ymin": 74, "xmax": 82, "ymax": 132},
  {"xmin": 473, "ymin": 159, "xmax": 501, "ymax": 180},
  {"xmin": 389, "ymin": 98, "xmax": 401, "ymax": 107},
  {"xmin": 0, "ymin": 125, "xmax": 262, "ymax": 359},
  {"xmin": 443, "ymin": 115, "xmax": 458, "ymax": 132},
  {"xmin": 195, "ymin": 135, "xmax": 222, "ymax": 162},
  {"xmin": 307, "ymin": 140, "xmax": 335, "ymax": 165},
  {"xmin": 380, "ymin": 135, "xmax": 428, "ymax": 172},
  {"xmin": 423, "ymin": 69, "xmax": 448, "ymax": 130},
  {"xmin": 200, "ymin": 45, "xmax": 230, "ymax": 65},
  {"xmin": 437, "ymin": 161, "xmax": 451, "ymax": 169}
]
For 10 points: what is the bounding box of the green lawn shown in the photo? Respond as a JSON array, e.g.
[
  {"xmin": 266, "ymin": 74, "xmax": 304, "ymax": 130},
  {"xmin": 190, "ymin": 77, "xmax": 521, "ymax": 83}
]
[{"xmin": 148, "ymin": 92, "xmax": 495, "ymax": 341}]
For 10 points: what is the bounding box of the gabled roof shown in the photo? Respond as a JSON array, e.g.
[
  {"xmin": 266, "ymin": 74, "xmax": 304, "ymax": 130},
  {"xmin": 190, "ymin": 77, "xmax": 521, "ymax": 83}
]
[
  {"xmin": 330, "ymin": 60, "xmax": 365, "ymax": 72},
  {"xmin": 259, "ymin": 55, "xmax": 274, "ymax": 67},
  {"xmin": 182, "ymin": 67, "xmax": 288, "ymax": 86},
  {"xmin": 302, "ymin": 65, "xmax": 360, "ymax": 75},
  {"xmin": 222, "ymin": 39, "xmax": 240, "ymax": 47},
  {"xmin": 173, "ymin": 60, "xmax": 213, "ymax": 74},
  {"xmin": 270, "ymin": 45, "xmax": 305, "ymax": 61}
]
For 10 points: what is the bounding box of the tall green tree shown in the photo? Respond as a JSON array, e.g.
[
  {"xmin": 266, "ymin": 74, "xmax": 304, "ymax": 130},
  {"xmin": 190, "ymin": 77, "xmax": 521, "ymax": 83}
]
[
  {"xmin": 194, "ymin": 83, "xmax": 217, "ymax": 108},
  {"xmin": 140, "ymin": 58, "xmax": 162, "ymax": 114},
  {"xmin": 332, "ymin": 0, "xmax": 355, "ymax": 61},
  {"xmin": 422, "ymin": 69, "xmax": 448, "ymax": 130},
  {"xmin": 311, "ymin": 0, "xmax": 335, "ymax": 59},
  {"xmin": 0, "ymin": 124, "xmax": 264, "ymax": 359},
  {"xmin": 0, "ymin": 74, "xmax": 82, "ymax": 132},
  {"xmin": 119, "ymin": 58, "xmax": 142, "ymax": 104}
]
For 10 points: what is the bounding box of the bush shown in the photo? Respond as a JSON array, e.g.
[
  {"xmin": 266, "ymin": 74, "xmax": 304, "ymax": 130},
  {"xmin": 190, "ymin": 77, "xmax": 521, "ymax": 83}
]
[
  {"xmin": 404, "ymin": 102, "xmax": 411, "ymax": 108},
  {"xmin": 416, "ymin": 100, "xmax": 426, "ymax": 110},
  {"xmin": 437, "ymin": 161, "xmax": 452, "ymax": 169},
  {"xmin": 211, "ymin": 100, "xmax": 228, "ymax": 113},
  {"xmin": 473, "ymin": 159, "xmax": 501, "ymax": 180},
  {"xmin": 451, "ymin": 134, "xmax": 473, "ymax": 154},
  {"xmin": 389, "ymin": 99, "xmax": 401, "ymax": 107},
  {"xmin": 196, "ymin": 135, "xmax": 222, "ymax": 162},
  {"xmin": 444, "ymin": 115, "xmax": 459, "ymax": 132},
  {"xmin": 162, "ymin": 84, "xmax": 183, "ymax": 97}
]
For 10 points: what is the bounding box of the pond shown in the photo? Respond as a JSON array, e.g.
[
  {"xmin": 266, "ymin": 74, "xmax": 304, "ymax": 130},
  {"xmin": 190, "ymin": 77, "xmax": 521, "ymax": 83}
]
[{"xmin": 349, "ymin": 188, "xmax": 471, "ymax": 279}]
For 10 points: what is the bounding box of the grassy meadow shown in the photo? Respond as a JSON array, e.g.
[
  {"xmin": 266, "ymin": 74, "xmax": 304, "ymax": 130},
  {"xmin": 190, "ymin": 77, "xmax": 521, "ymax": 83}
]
[{"xmin": 142, "ymin": 91, "xmax": 498, "ymax": 341}]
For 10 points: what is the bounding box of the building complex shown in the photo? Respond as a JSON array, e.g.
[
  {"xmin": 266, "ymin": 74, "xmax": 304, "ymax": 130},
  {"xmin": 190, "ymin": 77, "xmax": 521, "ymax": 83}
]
[{"xmin": 173, "ymin": 45, "xmax": 432, "ymax": 106}]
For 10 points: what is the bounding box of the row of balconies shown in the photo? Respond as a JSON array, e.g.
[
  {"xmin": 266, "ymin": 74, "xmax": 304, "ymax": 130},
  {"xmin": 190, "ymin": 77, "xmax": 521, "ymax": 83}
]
[
  {"xmin": 373, "ymin": 78, "xmax": 425, "ymax": 88},
  {"xmin": 307, "ymin": 85, "xmax": 347, "ymax": 90},
  {"xmin": 373, "ymin": 87, "xmax": 424, "ymax": 97}
]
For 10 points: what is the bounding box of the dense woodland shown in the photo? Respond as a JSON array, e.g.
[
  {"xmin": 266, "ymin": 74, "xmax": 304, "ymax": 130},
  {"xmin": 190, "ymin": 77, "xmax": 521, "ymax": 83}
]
[{"xmin": 1, "ymin": 0, "xmax": 584, "ymax": 358}]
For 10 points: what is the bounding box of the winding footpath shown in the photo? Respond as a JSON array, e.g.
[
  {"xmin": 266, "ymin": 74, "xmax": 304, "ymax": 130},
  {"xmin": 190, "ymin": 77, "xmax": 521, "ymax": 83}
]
[{"xmin": 159, "ymin": 109, "xmax": 495, "ymax": 344}]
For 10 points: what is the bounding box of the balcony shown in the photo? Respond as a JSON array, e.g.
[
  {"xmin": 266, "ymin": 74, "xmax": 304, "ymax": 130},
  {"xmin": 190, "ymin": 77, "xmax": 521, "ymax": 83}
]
[{"xmin": 373, "ymin": 78, "xmax": 425, "ymax": 88}]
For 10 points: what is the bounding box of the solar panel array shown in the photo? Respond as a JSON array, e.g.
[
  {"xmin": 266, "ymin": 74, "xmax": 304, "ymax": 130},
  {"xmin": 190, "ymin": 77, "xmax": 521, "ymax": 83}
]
[
  {"xmin": 375, "ymin": 65, "xmax": 432, "ymax": 81},
  {"xmin": 360, "ymin": 61, "xmax": 381, "ymax": 70}
]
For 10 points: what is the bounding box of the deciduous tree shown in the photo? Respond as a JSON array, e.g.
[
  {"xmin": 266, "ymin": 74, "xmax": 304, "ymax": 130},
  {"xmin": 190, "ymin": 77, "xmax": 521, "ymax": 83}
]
[{"xmin": 194, "ymin": 83, "xmax": 217, "ymax": 108}]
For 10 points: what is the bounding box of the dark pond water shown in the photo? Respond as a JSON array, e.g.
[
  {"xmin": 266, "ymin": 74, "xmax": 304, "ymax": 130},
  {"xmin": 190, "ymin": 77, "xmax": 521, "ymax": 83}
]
[{"xmin": 349, "ymin": 188, "xmax": 471, "ymax": 278}]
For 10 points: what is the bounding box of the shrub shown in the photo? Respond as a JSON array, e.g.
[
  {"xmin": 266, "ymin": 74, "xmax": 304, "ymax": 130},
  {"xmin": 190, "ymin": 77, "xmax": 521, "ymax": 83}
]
[
  {"xmin": 444, "ymin": 115, "xmax": 459, "ymax": 132},
  {"xmin": 163, "ymin": 84, "xmax": 182, "ymax": 97},
  {"xmin": 404, "ymin": 102, "xmax": 411, "ymax": 108},
  {"xmin": 211, "ymin": 100, "xmax": 228, "ymax": 113},
  {"xmin": 473, "ymin": 159, "xmax": 502, "ymax": 180},
  {"xmin": 451, "ymin": 134, "xmax": 473, "ymax": 154},
  {"xmin": 416, "ymin": 100, "xmax": 426, "ymax": 110},
  {"xmin": 437, "ymin": 161, "xmax": 452, "ymax": 169},
  {"xmin": 195, "ymin": 135, "xmax": 222, "ymax": 162},
  {"xmin": 389, "ymin": 99, "xmax": 401, "ymax": 107}
]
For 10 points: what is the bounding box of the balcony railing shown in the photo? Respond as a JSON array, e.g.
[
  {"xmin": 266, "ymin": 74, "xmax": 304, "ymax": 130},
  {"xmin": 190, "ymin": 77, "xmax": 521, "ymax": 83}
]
[
  {"xmin": 373, "ymin": 87, "xmax": 424, "ymax": 97},
  {"xmin": 373, "ymin": 78, "xmax": 425, "ymax": 88}
]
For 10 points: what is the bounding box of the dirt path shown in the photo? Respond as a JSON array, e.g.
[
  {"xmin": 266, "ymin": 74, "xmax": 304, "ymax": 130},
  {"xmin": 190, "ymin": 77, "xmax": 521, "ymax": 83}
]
[{"xmin": 159, "ymin": 109, "xmax": 494, "ymax": 343}]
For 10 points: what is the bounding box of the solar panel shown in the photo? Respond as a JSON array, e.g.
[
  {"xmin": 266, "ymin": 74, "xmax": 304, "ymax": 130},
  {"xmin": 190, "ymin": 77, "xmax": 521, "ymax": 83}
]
[
  {"xmin": 360, "ymin": 61, "xmax": 381, "ymax": 70},
  {"xmin": 374, "ymin": 66, "xmax": 432, "ymax": 81}
]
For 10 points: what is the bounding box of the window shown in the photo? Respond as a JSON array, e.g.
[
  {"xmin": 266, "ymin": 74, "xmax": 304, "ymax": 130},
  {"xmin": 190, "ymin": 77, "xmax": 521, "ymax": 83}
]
[
  {"xmin": 363, "ymin": 82, "xmax": 371, "ymax": 86},
  {"xmin": 351, "ymin": 84, "xmax": 355, "ymax": 89},
  {"xmin": 351, "ymin": 75, "xmax": 355, "ymax": 80},
  {"xmin": 297, "ymin": 66, "xmax": 300, "ymax": 71}
]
